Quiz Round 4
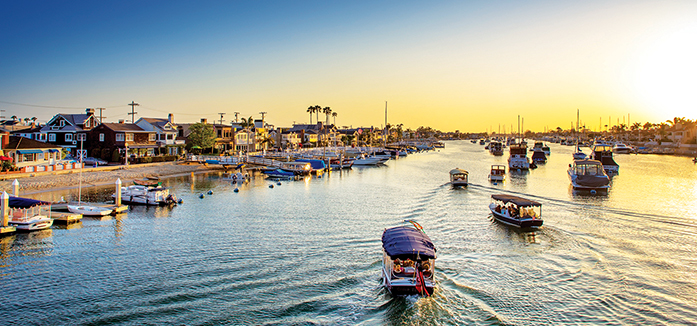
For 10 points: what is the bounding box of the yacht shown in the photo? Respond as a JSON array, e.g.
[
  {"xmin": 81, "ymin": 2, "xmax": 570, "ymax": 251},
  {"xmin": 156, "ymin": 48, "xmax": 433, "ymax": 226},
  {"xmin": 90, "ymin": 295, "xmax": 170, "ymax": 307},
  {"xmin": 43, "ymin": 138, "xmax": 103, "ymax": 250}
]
[
  {"xmin": 568, "ymin": 159, "xmax": 610, "ymax": 191},
  {"xmin": 612, "ymin": 143, "xmax": 633, "ymax": 154},
  {"xmin": 488, "ymin": 165, "xmax": 506, "ymax": 182},
  {"xmin": 115, "ymin": 185, "xmax": 179, "ymax": 206},
  {"xmin": 590, "ymin": 143, "xmax": 619, "ymax": 174},
  {"xmin": 508, "ymin": 143, "xmax": 530, "ymax": 170},
  {"xmin": 449, "ymin": 168, "xmax": 468, "ymax": 187}
]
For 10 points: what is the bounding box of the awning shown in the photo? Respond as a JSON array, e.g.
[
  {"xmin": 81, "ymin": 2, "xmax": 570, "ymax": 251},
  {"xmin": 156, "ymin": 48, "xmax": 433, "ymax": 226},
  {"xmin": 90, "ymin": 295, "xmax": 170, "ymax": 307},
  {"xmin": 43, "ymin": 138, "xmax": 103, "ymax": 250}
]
[
  {"xmin": 48, "ymin": 149, "xmax": 60, "ymax": 153},
  {"xmin": 17, "ymin": 149, "xmax": 43, "ymax": 154},
  {"xmin": 382, "ymin": 226, "xmax": 437, "ymax": 260}
]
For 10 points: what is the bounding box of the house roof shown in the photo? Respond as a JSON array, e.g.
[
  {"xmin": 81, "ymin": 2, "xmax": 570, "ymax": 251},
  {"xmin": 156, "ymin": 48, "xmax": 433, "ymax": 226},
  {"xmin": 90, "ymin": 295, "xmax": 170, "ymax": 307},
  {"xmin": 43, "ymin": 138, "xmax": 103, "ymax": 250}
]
[
  {"xmin": 5, "ymin": 136, "xmax": 62, "ymax": 150},
  {"xmin": 101, "ymin": 123, "xmax": 149, "ymax": 132},
  {"xmin": 140, "ymin": 117, "xmax": 177, "ymax": 129}
]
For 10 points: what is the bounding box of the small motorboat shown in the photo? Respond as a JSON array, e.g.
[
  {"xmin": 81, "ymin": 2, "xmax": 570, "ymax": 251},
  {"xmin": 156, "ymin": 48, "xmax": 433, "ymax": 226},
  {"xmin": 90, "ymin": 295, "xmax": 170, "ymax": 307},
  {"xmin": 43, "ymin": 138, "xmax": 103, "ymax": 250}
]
[
  {"xmin": 263, "ymin": 168, "xmax": 296, "ymax": 180},
  {"xmin": 573, "ymin": 150, "xmax": 587, "ymax": 160},
  {"xmin": 612, "ymin": 143, "xmax": 633, "ymax": 154},
  {"xmin": 382, "ymin": 221, "xmax": 436, "ymax": 296},
  {"xmin": 67, "ymin": 204, "xmax": 113, "ymax": 217},
  {"xmin": 8, "ymin": 197, "xmax": 53, "ymax": 231},
  {"xmin": 568, "ymin": 159, "xmax": 610, "ymax": 191},
  {"xmin": 114, "ymin": 185, "xmax": 179, "ymax": 206},
  {"xmin": 531, "ymin": 148, "xmax": 547, "ymax": 163},
  {"xmin": 488, "ymin": 165, "xmax": 506, "ymax": 182},
  {"xmin": 351, "ymin": 155, "xmax": 388, "ymax": 166},
  {"xmin": 133, "ymin": 179, "xmax": 161, "ymax": 187},
  {"xmin": 449, "ymin": 168, "xmax": 468, "ymax": 187},
  {"xmin": 508, "ymin": 143, "xmax": 530, "ymax": 170},
  {"xmin": 590, "ymin": 143, "xmax": 619, "ymax": 174},
  {"xmin": 489, "ymin": 194, "xmax": 543, "ymax": 229}
]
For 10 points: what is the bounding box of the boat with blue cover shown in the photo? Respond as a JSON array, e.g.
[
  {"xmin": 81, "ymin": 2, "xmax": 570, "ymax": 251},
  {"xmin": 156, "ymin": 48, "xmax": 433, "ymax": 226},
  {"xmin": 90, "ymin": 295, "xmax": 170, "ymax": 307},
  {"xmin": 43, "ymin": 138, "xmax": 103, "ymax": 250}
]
[
  {"xmin": 263, "ymin": 169, "xmax": 296, "ymax": 180},
  {"xmin": 381, "ymin": 221, "xmax": 436, "ymax": 296},
  {"xmin": 295, "ymin": 159, "xmax": 327, "ymax": 174}
]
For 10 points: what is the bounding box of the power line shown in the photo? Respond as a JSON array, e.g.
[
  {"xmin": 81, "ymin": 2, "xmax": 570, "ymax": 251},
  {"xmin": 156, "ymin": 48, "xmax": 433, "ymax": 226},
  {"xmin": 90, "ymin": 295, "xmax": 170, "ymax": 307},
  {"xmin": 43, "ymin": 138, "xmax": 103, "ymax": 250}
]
[
  {"xmin": 0, "ymin": 100, "xmax": 127, "ymax": 110},
  {"xmin": 128, "ymin": 101, "xmax": 139, "ymax": 123}
]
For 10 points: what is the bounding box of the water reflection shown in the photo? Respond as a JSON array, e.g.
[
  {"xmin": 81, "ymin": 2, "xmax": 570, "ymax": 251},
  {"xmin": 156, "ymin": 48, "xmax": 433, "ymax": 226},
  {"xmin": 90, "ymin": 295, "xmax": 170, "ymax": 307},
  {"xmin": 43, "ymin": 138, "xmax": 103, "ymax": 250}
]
[{"xmin": 53, "ymin": 221, "xmax": 83, "ymax": 230}]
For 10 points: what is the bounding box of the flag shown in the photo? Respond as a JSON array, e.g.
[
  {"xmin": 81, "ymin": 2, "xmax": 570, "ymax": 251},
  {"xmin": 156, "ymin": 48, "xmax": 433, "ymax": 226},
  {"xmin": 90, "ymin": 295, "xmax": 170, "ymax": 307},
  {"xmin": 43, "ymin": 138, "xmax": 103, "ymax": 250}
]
[{"xmin": 415, "ymin": 268, "xmax": 429, "ymax": 296}]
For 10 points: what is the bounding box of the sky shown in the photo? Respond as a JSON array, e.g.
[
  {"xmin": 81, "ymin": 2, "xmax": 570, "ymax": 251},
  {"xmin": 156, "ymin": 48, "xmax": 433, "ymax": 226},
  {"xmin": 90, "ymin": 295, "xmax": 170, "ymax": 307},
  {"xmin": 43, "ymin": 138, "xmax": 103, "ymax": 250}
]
[{"xmin": 1, "ymin": 0, "xmax": 696, "ymax": 133}]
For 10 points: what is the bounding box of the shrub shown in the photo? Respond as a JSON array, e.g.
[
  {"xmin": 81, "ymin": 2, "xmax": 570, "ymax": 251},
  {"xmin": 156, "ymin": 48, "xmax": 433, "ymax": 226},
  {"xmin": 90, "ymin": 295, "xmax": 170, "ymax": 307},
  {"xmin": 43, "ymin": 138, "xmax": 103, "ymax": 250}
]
[
  {"xmin": 101, "ymin": 148, "xmax": 111, "ymax": 161},
  {"xmin": 152, "ymin": 156, "xmax": 164, "ymax": 163}
]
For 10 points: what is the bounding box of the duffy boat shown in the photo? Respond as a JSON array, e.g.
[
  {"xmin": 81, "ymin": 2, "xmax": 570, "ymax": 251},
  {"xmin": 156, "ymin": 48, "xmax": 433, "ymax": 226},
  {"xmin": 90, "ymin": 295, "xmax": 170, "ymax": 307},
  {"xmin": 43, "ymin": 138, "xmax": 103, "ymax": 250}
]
[
  {"xmin": 449, "ymin": 168, "xmax": 468, "ymax": 187},
  {"xmin": 489, "ymin": 194, "xmax": 543, "ymax": 229},
  {"xmin": 568, "ymin": 159, "xmax": 610, "ymax": 191},
  {"xmin": 382, "ymin": 221, "xmax": 436, "ymax": 296},
  {"xmin": 8, "ymin": 197, "xmax": 53, "ymax": 231},
  {"xmin": 488, "ymin": 165, "xmax": 506, "ymax": 182}
]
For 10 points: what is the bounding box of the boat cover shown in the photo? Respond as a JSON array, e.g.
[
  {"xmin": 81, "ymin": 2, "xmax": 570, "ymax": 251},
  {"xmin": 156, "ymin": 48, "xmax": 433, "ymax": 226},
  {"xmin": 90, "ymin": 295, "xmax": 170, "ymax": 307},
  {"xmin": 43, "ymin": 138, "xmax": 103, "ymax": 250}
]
[
  {"xmin": 295, "ymin": 159, "xmax": 327, "ymax": 170},
  {"xmin": 382, "ymin": 226, "xmax": 437, "ymax": 260},
  {"xmin": 264, "ymin": 169, "xmax": 295, "ymax": 177},
  {"xmin": 449, "ymin": 168, "xmax": 468, "ymax": 175},
  {"xmin": 9, "ymin": 197, "xmax": 51, "ymax": 208},
  {"xmin": 491, "ymin": 194, "xmax": 542, "ymax": 207}
]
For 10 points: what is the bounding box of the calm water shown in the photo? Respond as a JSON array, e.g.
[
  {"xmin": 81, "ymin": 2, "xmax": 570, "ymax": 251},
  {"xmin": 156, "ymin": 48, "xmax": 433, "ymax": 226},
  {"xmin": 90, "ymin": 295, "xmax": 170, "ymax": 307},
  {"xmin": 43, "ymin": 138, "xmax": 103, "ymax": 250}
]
[{"xmin": 1, "ymin": 141, "xmax": 696, "ymax": 325}]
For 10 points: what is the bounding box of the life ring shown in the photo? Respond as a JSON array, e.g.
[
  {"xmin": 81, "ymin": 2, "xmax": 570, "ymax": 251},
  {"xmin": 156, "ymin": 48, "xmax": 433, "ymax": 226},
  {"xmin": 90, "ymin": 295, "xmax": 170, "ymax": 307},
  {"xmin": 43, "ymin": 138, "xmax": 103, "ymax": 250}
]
[
  {"xmin": 394, "ymin": 264, "xmax": 403, "ymax": 273},
  {"xmin": 421, "ymin": 261, "xmax": 431, "ymax": 271}
]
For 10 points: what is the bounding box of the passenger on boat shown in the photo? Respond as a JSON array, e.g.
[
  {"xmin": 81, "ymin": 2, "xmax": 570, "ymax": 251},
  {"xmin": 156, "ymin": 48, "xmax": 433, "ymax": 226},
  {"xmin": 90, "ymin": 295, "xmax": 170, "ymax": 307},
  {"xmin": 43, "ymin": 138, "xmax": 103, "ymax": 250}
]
[{"xmin": 501, "ymin": 207, "xmax": 508, "ymax": 216}]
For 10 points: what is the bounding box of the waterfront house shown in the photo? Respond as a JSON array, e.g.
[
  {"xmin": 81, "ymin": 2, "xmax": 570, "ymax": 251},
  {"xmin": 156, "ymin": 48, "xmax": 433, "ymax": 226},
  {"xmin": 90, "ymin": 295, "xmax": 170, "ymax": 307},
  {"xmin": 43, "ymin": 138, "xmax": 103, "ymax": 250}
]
[
  {"xmin": 89, "ymin": 121, "xmax": 157, "ymax": 160},
  {"xmin": 135, "ymin": 114, "xmax": 184, "ymax": 155},
  {"xmin": 39, "ymin": 109, "xmax": 101, "ymax": 156},
  {"xmin": 3, "ymin": 136, "xmax": 64, "ymax": 169}
]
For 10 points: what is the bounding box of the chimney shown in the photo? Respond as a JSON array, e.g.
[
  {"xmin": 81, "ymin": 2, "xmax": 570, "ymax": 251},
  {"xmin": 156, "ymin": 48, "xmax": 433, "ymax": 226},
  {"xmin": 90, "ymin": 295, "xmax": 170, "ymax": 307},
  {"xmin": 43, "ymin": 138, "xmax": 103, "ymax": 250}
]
[
  {"xmin": 118, "ymin": 119, "xmax": 125, "ymax": 124},
  {"xmin": 201, "ymin": 118, "xmax": 207, "ymax": 124},
  {"xmin": 86, "ymin": 108, "xmax": 95, "ymax": 116},
  {"xmin": 1, "ymin": 131, "xmax": 9, "ymax": 150},
  {"xmin": 168, "ymin": 113, "xmax": 173, "ymax": 123}
]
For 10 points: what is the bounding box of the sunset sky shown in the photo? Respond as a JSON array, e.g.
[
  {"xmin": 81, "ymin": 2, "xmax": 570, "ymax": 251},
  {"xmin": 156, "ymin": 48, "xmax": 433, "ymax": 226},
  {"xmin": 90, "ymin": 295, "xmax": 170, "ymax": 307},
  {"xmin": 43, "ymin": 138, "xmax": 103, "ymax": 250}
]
[{"xmin": 1, "ymin": 0, "xmax": 696, "ymax": 133}]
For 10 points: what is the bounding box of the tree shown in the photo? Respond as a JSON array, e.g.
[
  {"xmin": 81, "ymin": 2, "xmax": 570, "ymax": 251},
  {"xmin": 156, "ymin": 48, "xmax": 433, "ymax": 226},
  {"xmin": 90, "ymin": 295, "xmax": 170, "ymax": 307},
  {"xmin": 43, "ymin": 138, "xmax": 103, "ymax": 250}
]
[
  {"xmin": 323, "ymin": 106, "xmax": 332, "ymax": 124},
  {"xmin": 307, "ymin": 106, "xmax": 315, "ymax": 124},
  {"xmin": 332, "ymin": 112, "xmax": 337, "ymax": 125},
  {"xmin": 240, "ymin": 116, "xmax": 254, "ymax": 129},
  {"xmin": 187, "ymin": 122, "xmax": 216, "ymax": 150}
]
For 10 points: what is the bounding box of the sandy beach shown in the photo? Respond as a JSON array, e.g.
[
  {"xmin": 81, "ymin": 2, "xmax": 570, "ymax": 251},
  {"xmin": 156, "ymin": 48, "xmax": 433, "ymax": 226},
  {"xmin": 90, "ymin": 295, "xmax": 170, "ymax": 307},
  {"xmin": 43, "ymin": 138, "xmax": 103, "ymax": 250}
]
[{"xmin": 0, "ymin": 162, "xmax": 217, "ymax": 195}]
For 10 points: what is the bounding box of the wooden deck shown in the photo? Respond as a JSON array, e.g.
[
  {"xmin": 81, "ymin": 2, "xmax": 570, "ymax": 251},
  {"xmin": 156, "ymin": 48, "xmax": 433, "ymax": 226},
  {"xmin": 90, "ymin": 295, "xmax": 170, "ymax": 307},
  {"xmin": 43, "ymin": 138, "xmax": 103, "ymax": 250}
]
[{"xmin": 51, "ymin": 212, "xmax": 83, "ymax": 224}]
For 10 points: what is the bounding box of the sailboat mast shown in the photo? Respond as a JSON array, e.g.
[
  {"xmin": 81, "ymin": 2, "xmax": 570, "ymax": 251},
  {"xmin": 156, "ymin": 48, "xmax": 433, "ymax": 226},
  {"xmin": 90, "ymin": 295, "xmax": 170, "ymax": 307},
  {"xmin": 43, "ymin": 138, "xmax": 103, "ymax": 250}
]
[
  {"xmin": 384, "ymin": 101, "xmax": 387, "ymax": 147},
  {"xmin": 78, "ymin": 138, "xmax": 83, "ymax": 205}
]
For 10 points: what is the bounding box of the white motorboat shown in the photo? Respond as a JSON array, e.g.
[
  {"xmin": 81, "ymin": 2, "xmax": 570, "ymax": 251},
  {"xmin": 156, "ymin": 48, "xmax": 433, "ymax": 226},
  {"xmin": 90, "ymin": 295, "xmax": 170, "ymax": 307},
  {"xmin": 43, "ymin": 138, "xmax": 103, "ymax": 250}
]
[
  {"xmin": 351, "ymin": 155, "xmax": 387, "ymax": 166},
  {"xmin": 115, "ymin": 185, "xmax": 179, "ymax": 206},
  {"xmin": 612, "ymin": 143, "xmax": 633, "ymax": 154},
  {"xmin": 449, "ymin": 168, "xmax": 468, "ymax": 187},
  {"xmin": 568, "ymin": 159, "xmax": 610, "ymax": 191},
  {"xmin": 488, "ymin": 165, "xmax": 506, "ymax": 182},
  {"xmin": 8, "ymin": 197, "xmax": 53, "ymax": 231},
  {"xmin": 382, "ymin": 221, "xmax": 436, "ymax": 296},
  {"xmin": 590, "ymin": 142, "xmax": 619, "ymax": 174},
  {"xmin": 67, "ymin": 204, "xmax": 112, "ymax": 217},
  {"xmin": 508, "ymin": 143, "xmax": 530, "ymax": 170},
  {"xmin": 572, "ymin": 150, "xmax": 587, "ymax": 160}
]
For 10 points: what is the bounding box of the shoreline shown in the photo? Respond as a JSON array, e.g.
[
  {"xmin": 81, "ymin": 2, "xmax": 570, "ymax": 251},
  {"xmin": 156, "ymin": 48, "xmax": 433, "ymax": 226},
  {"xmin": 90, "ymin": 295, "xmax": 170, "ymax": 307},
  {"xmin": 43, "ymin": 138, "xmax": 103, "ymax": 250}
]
[{"xmin": 0, "ymin": 162, "xmax": 221, "ymax": 196}]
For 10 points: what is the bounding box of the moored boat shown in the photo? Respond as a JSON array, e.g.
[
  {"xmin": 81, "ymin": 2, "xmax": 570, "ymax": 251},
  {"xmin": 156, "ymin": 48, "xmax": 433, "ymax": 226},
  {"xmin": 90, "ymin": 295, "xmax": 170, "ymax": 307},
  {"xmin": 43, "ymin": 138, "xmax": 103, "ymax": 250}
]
[
  {"xmin": 449, "ymin": 168, "xmax": 468, "ymax": 187},
  {"xmin": 263, "ymin": 168, "xmax": 296, "ymax": 180},
  {"xmin": 508, "ymin": 143, "xmax": 530, "ymax": 170},
  {"xmin": 531, "ymin": 148, "xmax": 547, "ymax": 163},
  {"xmin": 67, "ymin": 204, "xmax": 113, "ymax": 217},
  {"xmin": 8, "ymin": 197, "xmax": 53, "ymax": 231},
  {"xmin": 612, "ymin": 143, "xmax": 633, "ymax": 154},
  {"xmin": 590, "ymin": 143, "xmax": 619, "ymax": 174},
  {"xmin": 568, "ymin": 159, "xmax": 610, "ymax": 191},
  {"xmin": 381, "ymin": 221, "xmax": 436, "ymax": 296},
  {"xmin": 114, "ymin": 185, "xmax": 179, "ymax": 206},
  {"xmin": 489, "ymin": 194, "xmax": 543, "ymax": 229},
  {"xmin": 488, "ymin": 164, "xmax": 506, "ymax": 182}
]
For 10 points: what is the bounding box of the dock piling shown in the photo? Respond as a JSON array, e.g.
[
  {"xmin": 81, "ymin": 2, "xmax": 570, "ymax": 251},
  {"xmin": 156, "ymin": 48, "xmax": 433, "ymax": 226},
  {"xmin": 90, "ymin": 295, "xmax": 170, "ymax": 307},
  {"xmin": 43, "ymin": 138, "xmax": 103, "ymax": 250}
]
[
  {"xmin": 12, "ymin": 179, "xmax": 19, "ymax": 196},
  {"xmin": 115, "ymin": 178, "xmax": 122, "ymax": 206}
]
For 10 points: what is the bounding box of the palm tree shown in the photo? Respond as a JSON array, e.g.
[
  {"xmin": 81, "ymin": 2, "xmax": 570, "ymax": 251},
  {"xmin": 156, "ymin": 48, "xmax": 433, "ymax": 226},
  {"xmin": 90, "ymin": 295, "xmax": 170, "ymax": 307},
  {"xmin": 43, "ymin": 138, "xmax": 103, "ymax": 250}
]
[
  {"xmin": 240, "ymin": 116, "xmax": 253, "ymax": 129},
  {"xmin": 314, "ymin": 105, "xmax": 321, "ymax": 125},
  {"xmin": 307, "ymin": 106, "xmax": 315, "ymax": 124},
  {"xmin": 23, "ymin": 117, "xmax": 30, "ymax": 125},
  {"xmin": 322, "ymin": 107, "xmax": 332, "ymax": 125},
  {"xmin": 332, "ymin": 112, "xmax": 337, "ymax": 125}
]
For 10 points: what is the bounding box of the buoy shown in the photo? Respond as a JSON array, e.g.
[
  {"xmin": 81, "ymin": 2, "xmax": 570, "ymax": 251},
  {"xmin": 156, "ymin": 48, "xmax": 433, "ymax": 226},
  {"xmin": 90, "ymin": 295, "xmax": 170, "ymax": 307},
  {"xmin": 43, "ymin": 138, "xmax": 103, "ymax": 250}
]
[
  {"xmin": 269, "ymin": 184, "xmax": 274, "ymax": 188},
  {"xmin": 198, "ymin": 193, "xmax": 205, "ymax": 199},
  {"xmin": 234, "ymin": 188, "xmax": 239, "ymax": 193},
  {"xmin": 590, "ymin": 189, "xmax": 597, "ymax": 195},
  {"xmin": 318, "ymin": 175, "xmax": 322, "ymax": 178},
  {"xmin": 277, "ymin": 182, "xmax": 281, "ymax": 186},
  {"xmin": 207, "ymin": 190, "xmax": 213, "ymax": 195},
  {"xmin": 178, "ymin": 199, "xmax": 183, "ymax": 204},
  {"xmin": 493, "ymin": 182, "xmax": 498, "ymax": 185}
]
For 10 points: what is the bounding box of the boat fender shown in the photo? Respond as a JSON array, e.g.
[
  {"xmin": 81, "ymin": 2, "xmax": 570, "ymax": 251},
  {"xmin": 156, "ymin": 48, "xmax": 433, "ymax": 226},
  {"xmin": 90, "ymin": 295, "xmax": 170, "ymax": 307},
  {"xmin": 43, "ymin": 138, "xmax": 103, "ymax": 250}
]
[
  {"xmin": 421, "ymin": 261, "xmax": 431, "ymax": 271},
  {"xmin": 394, "ymin": 265, "xmax": 403, "ymax": 273}
]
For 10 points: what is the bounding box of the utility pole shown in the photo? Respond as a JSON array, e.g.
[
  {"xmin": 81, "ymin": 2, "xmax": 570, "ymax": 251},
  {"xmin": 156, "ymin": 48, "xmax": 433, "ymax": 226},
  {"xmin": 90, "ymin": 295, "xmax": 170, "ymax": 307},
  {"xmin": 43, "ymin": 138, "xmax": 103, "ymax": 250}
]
[
  {"xmin": 128, "ymin": 101, "xmax": 139, "ymax": 123},
  {"xmin": 218, "ymin": 113, "xmax": 226, "ymax": 126},
  {"xmin": 96, "ymin": 108, "xmax": 106, "ymax": 123},
  {"xmin": 234, "ymin": 112, "xmax": 240, "ymax": 123},
  {"xmin": 259, "ymin": 111, "xmax": 267, "ymax": 122}
]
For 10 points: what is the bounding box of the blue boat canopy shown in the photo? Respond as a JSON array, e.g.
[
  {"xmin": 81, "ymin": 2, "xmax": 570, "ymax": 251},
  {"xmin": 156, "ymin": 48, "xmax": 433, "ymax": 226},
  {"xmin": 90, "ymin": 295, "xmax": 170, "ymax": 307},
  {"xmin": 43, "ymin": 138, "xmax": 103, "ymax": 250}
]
[
  {"xmin": 9, "ymin": 196, "xmax": 51, "ymax": 208},
  {"xmin": 48, "ymin": 149, "xmax": 60, "ymax": 153},
  {"xmin": 295, "ymin": 159, "xmax": 327, "ymax": 170},
  {"xmin": 382, "ymin": 226, "xmax": 437, "ymax": 260}
]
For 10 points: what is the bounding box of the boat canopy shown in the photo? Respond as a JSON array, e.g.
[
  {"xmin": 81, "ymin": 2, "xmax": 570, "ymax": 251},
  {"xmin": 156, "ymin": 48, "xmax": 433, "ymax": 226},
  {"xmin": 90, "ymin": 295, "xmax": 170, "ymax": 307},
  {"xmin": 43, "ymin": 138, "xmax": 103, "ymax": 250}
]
[
  {"xmin": 382, "ymin": 226, "xmax": 437, "ymax": 260},
  {"xmin": 491, "ymin": 194, "xmax": 542, "ymax": 207},
  {"xmin": 449, "ymin": 168, "xmax": 468, "ymax": 175},
  {"xmin": 9, "ymin": 196, "xmax": 51, "ymax": 208}
]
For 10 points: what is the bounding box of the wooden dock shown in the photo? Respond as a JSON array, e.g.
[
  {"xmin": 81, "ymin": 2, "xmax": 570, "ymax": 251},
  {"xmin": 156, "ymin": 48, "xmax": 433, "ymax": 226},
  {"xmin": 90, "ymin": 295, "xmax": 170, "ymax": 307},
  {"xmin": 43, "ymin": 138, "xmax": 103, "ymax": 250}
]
[{"xmin": 51, "ymin": 212, "xmax": 83, "ymax": 224}]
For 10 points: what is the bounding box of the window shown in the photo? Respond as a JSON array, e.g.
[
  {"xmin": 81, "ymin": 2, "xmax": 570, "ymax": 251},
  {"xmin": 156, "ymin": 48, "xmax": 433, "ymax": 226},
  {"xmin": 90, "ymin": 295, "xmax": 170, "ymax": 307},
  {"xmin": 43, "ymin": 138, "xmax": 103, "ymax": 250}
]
[
  {"xmin": 99, "ymin": 133, "xmax": 104, "ymax": 142},
  {"xmin": 59, "ymin": 120, "xmax": 65, "ymax": 127},
  {"xmin": 149, "ymin": 133, "xmax": 156, "ymax": 141},
  {"xmin": 49, "ymin": 134, "xmax": 56, "ymax": 142},
  {"xmin": 65, "ymin": 133, "xmax": 73, "ymax": 142},
  {"xmin": 38, "ymin": 133, "xmax": 47, "ymax": 141},
  {"xmin": 167, "ymin": 134, "xmax": 174, "ymax": 140},
  {"xmin": 116, "ymin": 133, "xmax": 125, "ymax": 141},
  {"xmin": 126, "ymin": 133, "xmax": 134, "ymax": 141}
]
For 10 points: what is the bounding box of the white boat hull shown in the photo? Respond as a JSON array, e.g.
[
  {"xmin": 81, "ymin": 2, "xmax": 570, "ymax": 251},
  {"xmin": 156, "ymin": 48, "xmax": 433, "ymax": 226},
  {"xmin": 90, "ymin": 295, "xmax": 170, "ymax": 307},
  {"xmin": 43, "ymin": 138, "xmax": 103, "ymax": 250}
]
[
  {"xmin": 10, "ymin": 216, "xmax": 53, "ymax": 231},
  {"xmin": 68, "ymin": 205, "xmax": 112, "ymax": 216}
]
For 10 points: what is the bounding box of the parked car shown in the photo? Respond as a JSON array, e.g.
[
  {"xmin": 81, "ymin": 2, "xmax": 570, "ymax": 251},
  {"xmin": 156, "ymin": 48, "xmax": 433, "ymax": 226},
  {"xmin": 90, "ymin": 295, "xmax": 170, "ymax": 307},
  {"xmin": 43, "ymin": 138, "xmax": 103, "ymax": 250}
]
[{"xmin": 82, "ymin": 157, "xmax": 108, "ymax": 166}]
